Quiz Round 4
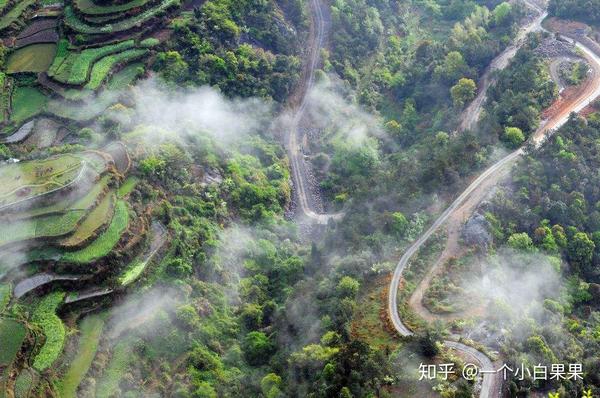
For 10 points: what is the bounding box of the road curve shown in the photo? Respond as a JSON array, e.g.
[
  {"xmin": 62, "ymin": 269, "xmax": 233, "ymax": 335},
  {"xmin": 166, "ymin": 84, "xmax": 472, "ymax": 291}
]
[
  {"xmin": 389, "ymin": 16, "xmax": 600, "ymax": 398},
  {"xmin": 458, "ymin": 4, "xmax": 547, "ymax": 132},
  {"xmin": 286, "ymin": 0, "xmax": 343, "ymax": 225}
]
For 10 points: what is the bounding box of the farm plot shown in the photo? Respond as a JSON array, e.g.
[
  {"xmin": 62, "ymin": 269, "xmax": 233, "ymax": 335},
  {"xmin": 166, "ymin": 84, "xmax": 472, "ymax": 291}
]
[
  {"xmin": 64, "ymin": 0, "xmax": 178, "ymax": 34},
  {"xmin": 0, "ymin": 154, "xmax": 85, "ymax": 209},
  {"xmin": 16, "ymin": 18, "xmax": 57, "ymax": 38},
  {"xmin": 47, "ymin": 90, "xmax": 121, "ymax": 121},
  {"xmin": 13, "ymin": 368, "xmax": 38, "ymax": 398},
  {"xmin": 0, "ymin": 74, "xmax": 11, "ymax": 124},
  {"xmin": 9, "ymin": 86, "xmax": 47, "ymax": 125},
  {"xmin": 6, "ymin": 44, "xmax": 57, "ymax": 74},
  {"xmin": 58, "ymin": 314, "xmax": 105, "ymax": 398},
  {"xmin": 32, "ymin": 291, "xmax": 66, "ymax": 371},
  {"xmin": 85, "ymin": 48, "xmax": 148, "ymax": 90},
  {"xmin": 59, "ymin": 191, "xmax": 116, "ymax": 248},
  {"xmin": 0, "ymin": 284, "xmax": 10, "ymax": 312},
  {"xmin": 15, "ymin": 29, "xmax": 59, "ymax": 48},
  {"xmin": 74, "ymin": 0, "xmax": 153, "ymax": 15},
  {"xmin": 48, "ymin": 40, "xmax": 135, "ymax": 85},
  {"xmin": 61, "ymin": 200, "xmax": 129, "ymax": 264},
  {"xmin": 0, "ymin": 0, "xmax": 36, "ymax": 31},
  {"xmin": 0, "ymin": 319, "xmax": 26, "ymax": 367}
]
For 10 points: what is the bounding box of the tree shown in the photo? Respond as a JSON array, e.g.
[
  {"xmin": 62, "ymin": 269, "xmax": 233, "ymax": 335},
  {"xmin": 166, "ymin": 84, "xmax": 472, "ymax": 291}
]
[
  {"xmin": 504, "ymin": 126, "xmax": 525, "ymax": 148},
  {"xmin": 451, "ymin": 78, "xmax": 476, "ymax": 107},
  {"xmin": 243, "ymin": 331, "xmax": 274, "ymax": 366},
  {"xmin": 419, "ymin": 329, "xmax": 441, "ymax": 358},
  {"xmin": 567, "ymin": 232, "xmax": 595, "ymax": 274},
  {"xmin": 492, "ymin": 2, "xmax": 512, "ymax": 25},
  {"xmin": 435, "ymin": 51, "xmax": 470, "ymax": 83},
  {"xmin": 156, "ymin": 51, "xmax": 189, "ymax": 82},
  {"xmin": 390, "ymin": 212, "xmax": 409, "ymax": 236},
  {"xmin": 337, "ymin": 276, "xmax": 360, "ymax": 298},
  {"xmin": 507, "ymin": 232, "xmax": 533, "ymax": 250}
]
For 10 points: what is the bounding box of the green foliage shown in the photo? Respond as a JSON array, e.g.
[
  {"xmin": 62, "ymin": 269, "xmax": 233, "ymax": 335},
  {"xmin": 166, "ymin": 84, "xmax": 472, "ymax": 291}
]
[
  {"xmin": 567, "ymin": 232, "xmax": 595, "ymax": 274},
  {"xmin": 10, "ymin": 86, "xmax": 47, "ymax": 124},
  {"xmin": 0, "ymin": 319, "xmax": 26, "ymax": 366},
  {"xmin": 390, "ymin": 211, "xmax": 409, "ymax": 237},
  {"xmin": 96, "ymin": 339, "xmax": 135, "ymax": 398},
  {"xmin": 59, "ymin": 315, "xmax": 105, "ymax": 398},
  {"xmin": 32, "ymin": 291, "xmax": 66, "ymax": 370},
  {"xmin": 0, "ymin": 284, "xmax": 10, "ymax": 313},
  {"xmin": 85, "ymin": 49, "xmax": 148, "ymax": 90},
  {"xmin": 549, "ymin": 0, "xmax": 600, "ymax": 24},
  {"xmin": 492, "ymin": 2, "xmax": 512, "ymax": 26},
  {"xmin": 62, "ymin": 200, "xmax": 129, "ymax": 264},
  {"xmin": 451, "ymin": 77, "xmax": 476, "ymax": 107},
  {"xmin": 504, "ymin": 126, "xmax": 525, "ymax": 148},
  {"xmin": 336, "ymin": 276, "xmax": 360, "ymax": 298},
  {"xmin": 6, "ymin": 43, "xmax": 57, "ymax": 74},
  {"xmin": 242, "ymin": 331, "xmax": 274, "ymax": 365},
  {"xmin": 0, "ymin": 0, "xmax": 36, "ymax": 31},
  {"xmin": 507, "ymin": 232, "xmax": 533, "ymax": 250}
]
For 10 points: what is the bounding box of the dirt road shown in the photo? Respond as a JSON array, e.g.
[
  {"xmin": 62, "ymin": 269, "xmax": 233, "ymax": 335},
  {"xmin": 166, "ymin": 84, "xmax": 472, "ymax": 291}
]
[
  {"xmin": 458, "ymin": 4, "xmax": 547, "ymax": 132},
  {"xmin": 389, "ymin": 17, "xmax": 600, "ymax": 398},
  {"xmin": 286, "ymin": 0, "xmax": 343, "ymax": 225}
]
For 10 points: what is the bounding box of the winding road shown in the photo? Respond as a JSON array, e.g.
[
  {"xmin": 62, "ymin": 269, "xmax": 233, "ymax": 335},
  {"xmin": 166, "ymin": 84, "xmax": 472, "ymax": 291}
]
[
  {"xmin": 458, "ymin": 1, "xmax": 546, "ymax": 132},
  {"xmin": 286, "ymin": 0, "xmax": 343, "ymax": 225},
  {"xmin": 389, "ymin": 6, "xmax": 600, "ymax": 398}
]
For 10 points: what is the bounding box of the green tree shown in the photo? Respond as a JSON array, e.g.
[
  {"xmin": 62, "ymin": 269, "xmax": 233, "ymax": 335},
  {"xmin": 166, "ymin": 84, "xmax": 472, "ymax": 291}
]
[
  {"xmin": 390, "ymin": 212, "xmax": 409, "ymax": 236},
  {"xmin": 507, "ymin": 232, "xmax": 533, "ymax": 250},
  {"xmin": 568, "ymin": 232, "xmax": 595, "ymax": 273},
  {"xmin": 337, "ymin": 276, "xmax": 360, "ymax": 298},
  {"xmin": 451, "ymin": 78, "xmax": 477, "ymax": 107},
  {"xmin": 492, "ymin": 2, "xmax": 512, "ymax": 25},
  {"xmin": 243, "ymin": 331, "xmax": 274, "ymax": 366},
  {"xmin": 504, "ymin": 126, "xmax": 525, "ymax": 148},
  {"xmin": 435, "ymin": 51, "xmax": 470, "ymax": 83},
  {"xmin": 156, "ymin": 51, "xmax": 189, "ymax": 82}
]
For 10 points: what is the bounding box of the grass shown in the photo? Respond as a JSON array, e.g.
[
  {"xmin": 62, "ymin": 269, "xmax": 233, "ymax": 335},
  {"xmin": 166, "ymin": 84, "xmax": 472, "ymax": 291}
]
[
  {"xmin": 65, "ymin": 0, "xmax": 179, "ymax": 34},
  {"xmin": 117, "ymin": 176, "xmax": 138, "ymax": 198},
  {"xmin": 58, "ymin": 314, "xmax": 105, "ymax": 398},
  {"xmin": 0, "ymin": 284, "xmax": 10, "ymax": 313},
  {"xmin": 32, "ymin": 291, "xmax": 66, "ymax": 371},
  {"xmin": 61, "ymin": 200, "xmax": 129, "ymax": 264},
  {"xmin": 60, "ymin": 191, "xmax": 116, "ymax": 247},
  {"xmin": 47, "ymin": 39, "xmax": 69, "ymax": 77},
  {"xmin": 47, "ymin": 90, "xmax": 120, "ymax": 121},
  {"xmin": 85, "ymin": 49, "xmax": 148, "ymax": 90},
  {"xmin": 119, "ymin": 258, "xmax": 146, "ymax": 286},
  {"xmin": 6, "ymin": 44, "xmax": 57, "ymax": 74},
  {"xmin": 0, "ymin": 0, "xmax": 36, "ymax": 31},
  {"xmin": 0, "ymin": 319, "xmax": 26, "ymax": 366},
  {"xmin": 49, "ymin": 40, "xmax": 135, "ymax": 85},
  {"xmin": 10, "ymin": 86, "xmax": 47, "ymax": 124},
  {"xmin": 95, "ymin": 339, "xmax": 135, "ymax": 398}
]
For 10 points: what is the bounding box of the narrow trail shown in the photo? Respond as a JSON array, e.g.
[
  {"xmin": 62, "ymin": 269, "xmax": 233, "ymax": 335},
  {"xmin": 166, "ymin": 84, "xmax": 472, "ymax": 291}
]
[
  {"xmin": 286, "ymin": 0, "xmax": 343, "ymax": 225},
  {"xmin": 388, "ymin": 6, "xmax": 600, "ymax": 398}
]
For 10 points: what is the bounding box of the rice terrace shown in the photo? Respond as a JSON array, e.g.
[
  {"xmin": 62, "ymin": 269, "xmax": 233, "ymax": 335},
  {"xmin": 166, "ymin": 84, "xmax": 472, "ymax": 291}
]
[{"xmin": 2, "ymin": 0, "xmax": 600, "ymax": 397}]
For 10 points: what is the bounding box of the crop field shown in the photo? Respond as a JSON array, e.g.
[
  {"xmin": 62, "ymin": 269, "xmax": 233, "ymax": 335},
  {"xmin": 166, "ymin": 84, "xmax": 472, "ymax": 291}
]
[
  {"xmin": 17, "ymin": 18, "xmax": 57, "ymax": 38},
  {"xmin": 0, "ymin": 154, "xmax": 84, "ymax": 209},
  {"xmin": 0, "ymin": 319, "xmax": 26, "ymax": 366},
  {"xmin": 64, "ymin": 0, "xmax": 178, "ymax": 34},
  {"xmin": 49, "ymin": 40, "xmax": 135, "ymax": 85},
  {"xmin": 60, "ymin": 191, "xmax": 116, "ymax": 247},
  {"xmin": 58, "ymin": 314, "xmax": 105, "ymax": 398},
  {"xmin": 0, "ymin": 0, "xmax": 36, "ymax": 31},
  {"xmin": 47, "ymin": 90, "xmax": 120, "ymax": 121},
  {"xmin": 85, "ymin": 49, "xmax": 148, "ymax": 90},
  {"xmin": 61, "ymin": 200, "xmax": 129, "ymax": 264},
  {"xmin": 10, "ymin": 86, "xmax": 47, "ymax": 125},
  {"xmin": 118, "ymin": 176, "xmax": 138, "ymax": 198},
  {"xmin": 14, "ymin": 368, "xmax": 37, "ymax": 398},
  {"xmin": 15, "ymin": 29, "xmax": 59, "ymax": 48},
  {"xmin": 75, "ymin": 0, "xmax": 152, "ymax": 15},
  {"xmin": 0, "ymin": 284, "xmax": 10, "ymax": 312},
  {"xmin": 6, "ymin": 44, "xmax": 57, "ymax": 74},
  {"xmin": 32, "ymin": 291, "xmax": 66, "ymax": 370},
  {"xmin": 95, "ymin": 339, "xmax": 135, "ymax": 398}
]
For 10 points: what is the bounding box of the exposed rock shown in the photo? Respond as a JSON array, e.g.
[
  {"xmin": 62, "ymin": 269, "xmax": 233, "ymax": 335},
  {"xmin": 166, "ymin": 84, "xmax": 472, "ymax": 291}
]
[{"xmin": 462, "ymin": 213, "xmax": 492, "ymax": 248}]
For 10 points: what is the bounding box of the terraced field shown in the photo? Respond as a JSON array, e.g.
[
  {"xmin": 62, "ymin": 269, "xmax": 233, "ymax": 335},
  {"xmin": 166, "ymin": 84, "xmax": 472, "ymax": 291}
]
[
  {"xmin": 0, "ymin": 0, "xmax": 36, "ymax": 31},
  {"xmin": 6, "ymin": 43, "xmax": 57, "ymax": 74},
  {"xmin": 74, "ymin": 0, "xmax": 154, "ymax": 15}
]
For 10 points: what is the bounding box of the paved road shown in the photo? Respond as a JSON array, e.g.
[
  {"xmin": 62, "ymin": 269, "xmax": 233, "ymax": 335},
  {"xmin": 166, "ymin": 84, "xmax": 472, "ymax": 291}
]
[
  {"xmin": 388, "ymin": 6, "xmax": 600, "ymax": 398},
  {"xmin": 286, "ymin": 0, "xmax": 343, "ymax": 225}
]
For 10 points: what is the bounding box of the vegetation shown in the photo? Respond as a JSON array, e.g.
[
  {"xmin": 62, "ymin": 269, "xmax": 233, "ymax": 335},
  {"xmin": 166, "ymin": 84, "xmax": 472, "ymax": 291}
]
[
  {"xmin": 58, "ymin": 315, "xmax": 105, "ymax": 398},
  {"xmin": 60, "ymin": 191, "xmax": 116, "ymax": 247},
  {"xmin": 6, "ymin": 44, "xmax": 57, "ymax": 74},
  {"xmin": 10, "ymin": 86, "xmax": 47, "ymax": 124},
  {"xmin": 0, "ymin": 319, "xmax": 26, "ymax": 366},
  {"xmin": 61, "ymin": 200, "xmax": 129, "ymax": 264},
  {"xmin": 32, "ymin": 292, "xmax": 66, "ymax": 370},
  {"xmin": 549, "ymin": 0, "xmax": 600, "ymax": 24},
  {"xmin": 84, "ymin": 49, "xmax": 148, "ymax": 90}
]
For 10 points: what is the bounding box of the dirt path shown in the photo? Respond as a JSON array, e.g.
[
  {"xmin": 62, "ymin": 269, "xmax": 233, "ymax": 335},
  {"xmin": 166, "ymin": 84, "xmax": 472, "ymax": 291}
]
[
  {"xmin": 389, "ymin": 13, "xmax": 600, "ymax": 398},
  {"xmin": 285, "ymin": 0, "xmax": 343, "ymax": 225}
]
